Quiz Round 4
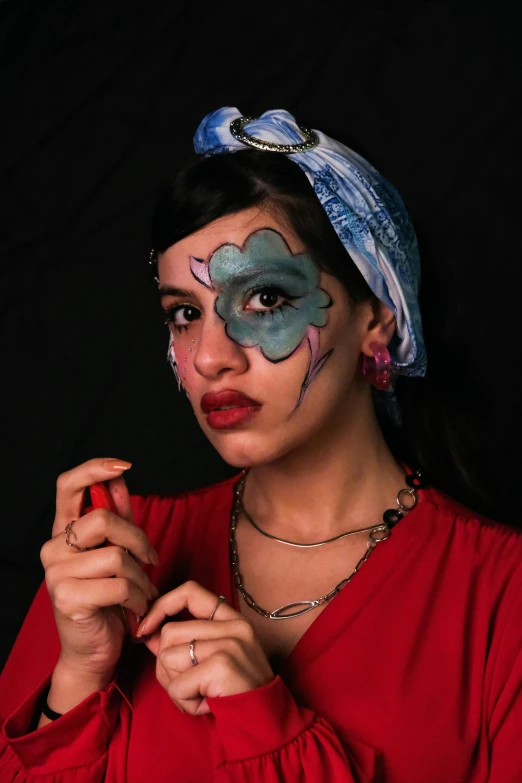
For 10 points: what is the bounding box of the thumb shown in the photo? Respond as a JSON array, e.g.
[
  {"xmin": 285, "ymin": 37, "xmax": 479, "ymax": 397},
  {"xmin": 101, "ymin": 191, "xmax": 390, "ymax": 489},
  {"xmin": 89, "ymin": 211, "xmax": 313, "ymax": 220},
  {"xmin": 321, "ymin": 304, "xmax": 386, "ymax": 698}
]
[
  {"xmin": 107, "ymin": 475, "xmax": 134, "ymax": 524},
  {"xmin": 142, "ymin": 629, "xmax": 161, "ymax": 657}
]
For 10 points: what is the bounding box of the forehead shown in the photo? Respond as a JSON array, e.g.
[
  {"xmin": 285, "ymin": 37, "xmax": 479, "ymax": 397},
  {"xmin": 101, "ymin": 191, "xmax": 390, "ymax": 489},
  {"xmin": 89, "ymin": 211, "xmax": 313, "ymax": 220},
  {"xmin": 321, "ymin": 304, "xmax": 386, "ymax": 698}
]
[{"xmin": 158, "ymin": 206, "xmax": 305, "ymax": 279}]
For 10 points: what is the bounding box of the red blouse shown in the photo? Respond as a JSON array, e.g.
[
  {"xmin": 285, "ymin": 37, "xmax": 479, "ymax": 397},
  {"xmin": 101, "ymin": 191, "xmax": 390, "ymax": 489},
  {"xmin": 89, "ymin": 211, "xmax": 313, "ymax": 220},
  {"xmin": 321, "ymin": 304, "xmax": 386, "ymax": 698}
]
[{"xmin": 1, "ymin": 472, "xmax": 522, "ymax": 782}]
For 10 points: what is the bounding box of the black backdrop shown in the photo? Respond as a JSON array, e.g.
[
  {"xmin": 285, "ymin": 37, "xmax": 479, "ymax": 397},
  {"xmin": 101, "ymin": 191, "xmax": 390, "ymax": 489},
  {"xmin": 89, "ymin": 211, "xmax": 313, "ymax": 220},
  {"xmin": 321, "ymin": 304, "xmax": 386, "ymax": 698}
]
[{"xmin": 1, "ymin": 0, "xmax": 521, "ymax": 668}]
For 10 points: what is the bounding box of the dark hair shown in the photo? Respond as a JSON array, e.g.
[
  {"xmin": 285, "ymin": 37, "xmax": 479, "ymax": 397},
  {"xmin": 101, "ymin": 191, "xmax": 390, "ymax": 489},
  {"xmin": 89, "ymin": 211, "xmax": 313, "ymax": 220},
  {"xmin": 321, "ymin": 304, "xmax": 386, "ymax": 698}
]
[{"xmin": 151, "ymin": 149, "xmax": 495, "ymax": 519}]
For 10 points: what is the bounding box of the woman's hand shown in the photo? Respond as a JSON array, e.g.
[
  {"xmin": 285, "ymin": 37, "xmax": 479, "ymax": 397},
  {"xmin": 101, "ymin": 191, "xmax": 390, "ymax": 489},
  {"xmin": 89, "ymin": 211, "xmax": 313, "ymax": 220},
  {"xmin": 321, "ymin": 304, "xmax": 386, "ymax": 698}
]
[
  {"xmin": 138, "ymin": 581, "xmax": 275, "ymax": 715},
  {"xmin": 40, "ymin": 458, "xmax": 160, "ymax": 683}
]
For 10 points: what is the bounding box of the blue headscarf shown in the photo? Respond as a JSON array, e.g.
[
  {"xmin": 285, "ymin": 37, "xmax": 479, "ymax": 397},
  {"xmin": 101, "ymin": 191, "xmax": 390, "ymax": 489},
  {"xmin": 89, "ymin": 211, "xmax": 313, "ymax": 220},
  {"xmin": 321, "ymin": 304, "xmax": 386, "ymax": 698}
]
[{"xmin": 194, "ymin": 107, "xmax": 427, "ymax": 423}]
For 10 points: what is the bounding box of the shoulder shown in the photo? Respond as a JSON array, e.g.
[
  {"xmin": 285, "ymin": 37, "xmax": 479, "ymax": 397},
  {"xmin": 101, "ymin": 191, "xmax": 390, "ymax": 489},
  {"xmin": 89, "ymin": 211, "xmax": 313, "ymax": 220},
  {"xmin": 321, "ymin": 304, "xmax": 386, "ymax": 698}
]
[
  {"xmin": 421, "ymin": 483, "xmax": 522, "ymax": 543},
  {"xmin": 412, "ymin": 487, "xmax": 522, "ymax": 716},
  {"xmin": 415, "ymin": 484, "xmax": 522, "ymax": 602}
]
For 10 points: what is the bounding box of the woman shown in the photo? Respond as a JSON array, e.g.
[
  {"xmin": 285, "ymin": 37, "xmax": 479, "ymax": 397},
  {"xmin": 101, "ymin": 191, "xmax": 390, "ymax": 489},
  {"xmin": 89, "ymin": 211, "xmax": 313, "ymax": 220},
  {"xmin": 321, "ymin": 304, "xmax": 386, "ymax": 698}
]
[{"xmin": 0, "ymin": 108, "xmax": 520, "ymax": 782}]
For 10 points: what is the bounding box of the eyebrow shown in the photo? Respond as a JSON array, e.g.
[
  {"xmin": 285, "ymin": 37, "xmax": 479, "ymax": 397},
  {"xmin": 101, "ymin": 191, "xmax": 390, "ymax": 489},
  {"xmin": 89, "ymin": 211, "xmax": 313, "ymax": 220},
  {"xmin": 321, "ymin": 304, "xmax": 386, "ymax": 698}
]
[
  {"xmin": 232, "ymin": 266, "xmax": 309, "ymax": 286},
  {"xmin": 157, "ymin": 261, "xmax": 309, "ymax": 300},
  {"xmin": 158, "ymin": 286, "xmax": 194, "ymax": 300}
]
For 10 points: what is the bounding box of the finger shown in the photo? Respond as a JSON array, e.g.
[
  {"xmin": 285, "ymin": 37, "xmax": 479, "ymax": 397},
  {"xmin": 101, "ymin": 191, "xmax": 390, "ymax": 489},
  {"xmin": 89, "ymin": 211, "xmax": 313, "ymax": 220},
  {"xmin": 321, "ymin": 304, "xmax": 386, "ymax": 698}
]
[
  {"xmin": 142, "ymin": 628, "xmax": 163, "ymax": 657},
  {"xmin": 143, "ymin": 618, "xmax": 250, "ymax": 661},
  {"xmin": 45, "ymin": 546, "xmax": 159, "ymax": 601},
  {"xmin": 106, "ymin": 476, "xmax": 134, "ymax": 524},
  {"xmin": 165, "ymin": 658, "xmax": 213, "ymax": 716},
  {"xmin": 158, "ymin": 637, "xmax": 245, "ymax": 676},
  {"xmin": 52, "ymin": 576, "xmax": 150, "ymax": 622},
  {"xmin": 165, "ymin": 653, "xmax": 239, "ymax": 715},
  {"xmin": 46, "ymin": 507, "xmax": 156, "ymax": 566},
  {"xmin": 137, "ymin": 582, "xmax": 237, "ymax": 636},
  {"xmin": 154, "ymin": 618, "xmax": 253, "ymax": 650},
  {"xmin": 53, "ymin": 457, "xmax": 132, "ymax": 536}
]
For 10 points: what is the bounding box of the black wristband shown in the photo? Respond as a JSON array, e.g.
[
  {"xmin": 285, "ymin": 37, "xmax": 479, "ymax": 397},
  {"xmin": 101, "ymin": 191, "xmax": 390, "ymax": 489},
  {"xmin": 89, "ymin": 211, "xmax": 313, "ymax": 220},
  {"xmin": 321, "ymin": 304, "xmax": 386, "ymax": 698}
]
[{"xmin": 38, "ymin": 683, "xmax": 63, "ymax": 721}]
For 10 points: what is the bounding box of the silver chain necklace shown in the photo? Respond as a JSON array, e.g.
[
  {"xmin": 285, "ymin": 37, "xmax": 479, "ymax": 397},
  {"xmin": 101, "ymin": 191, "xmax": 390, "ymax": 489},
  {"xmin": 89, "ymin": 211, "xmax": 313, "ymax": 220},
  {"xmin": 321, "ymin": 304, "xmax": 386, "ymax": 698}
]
[{"xmin": 229, "ymin": 469, "xmax": 422, "ymax": 620}]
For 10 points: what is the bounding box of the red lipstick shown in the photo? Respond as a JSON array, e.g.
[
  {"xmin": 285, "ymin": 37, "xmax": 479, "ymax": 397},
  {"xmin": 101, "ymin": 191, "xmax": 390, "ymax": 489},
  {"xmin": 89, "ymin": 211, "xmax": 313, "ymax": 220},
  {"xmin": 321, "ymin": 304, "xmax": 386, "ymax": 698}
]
[{"xmin": 201, "ymin": 390, "xmax": 262, "ymax": 430}]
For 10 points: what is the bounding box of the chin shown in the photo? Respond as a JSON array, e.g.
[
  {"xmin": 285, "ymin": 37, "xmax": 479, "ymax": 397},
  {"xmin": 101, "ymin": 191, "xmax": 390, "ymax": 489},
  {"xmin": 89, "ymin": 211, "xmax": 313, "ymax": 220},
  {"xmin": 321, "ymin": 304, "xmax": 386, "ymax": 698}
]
[
  {"xmin": 211, "ymin": 439, "xmax": 272, "ymax": 469},
  {"xmin": 202, "ymin": 427, "xmax": 287, "ymax": 469},
  {"xmin": 193, "ymin": 403, "xmax": 314, "ymax": 468}
]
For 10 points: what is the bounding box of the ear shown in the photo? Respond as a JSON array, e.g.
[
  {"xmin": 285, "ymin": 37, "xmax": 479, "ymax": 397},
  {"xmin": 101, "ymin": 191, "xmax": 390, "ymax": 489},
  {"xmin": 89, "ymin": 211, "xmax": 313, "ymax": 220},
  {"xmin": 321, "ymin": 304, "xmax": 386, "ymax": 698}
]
[{"xmin": 359, "ymin": 297, "xmax": 396, "ymax": 357}]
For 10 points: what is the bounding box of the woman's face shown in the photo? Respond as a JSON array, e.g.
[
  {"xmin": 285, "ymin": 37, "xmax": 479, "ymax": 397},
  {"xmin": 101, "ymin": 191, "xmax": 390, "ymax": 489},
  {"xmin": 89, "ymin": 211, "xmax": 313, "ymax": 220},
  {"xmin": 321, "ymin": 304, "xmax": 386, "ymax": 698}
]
[{"xmin": 157, "ymin": 206, "xmax": 377, "ymax": 468}]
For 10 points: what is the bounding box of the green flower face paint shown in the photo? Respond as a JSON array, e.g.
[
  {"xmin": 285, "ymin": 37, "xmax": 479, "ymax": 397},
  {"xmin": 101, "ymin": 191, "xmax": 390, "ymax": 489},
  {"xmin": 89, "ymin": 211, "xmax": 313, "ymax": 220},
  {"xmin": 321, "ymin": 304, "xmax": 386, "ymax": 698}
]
[{"xmin": 190, "ymin": 228, "xmax": 333, "ymax": 407}]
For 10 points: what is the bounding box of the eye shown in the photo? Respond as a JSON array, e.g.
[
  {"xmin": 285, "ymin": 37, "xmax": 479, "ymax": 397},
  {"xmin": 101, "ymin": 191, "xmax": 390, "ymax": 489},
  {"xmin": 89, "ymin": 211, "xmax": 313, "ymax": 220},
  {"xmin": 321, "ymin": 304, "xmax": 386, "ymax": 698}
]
[
  {"xmin": 163, "ymin": 304, "xmax": 201, "ymax": 333},
  {"xmin": 245, "ymin": 286, "xmax": 298, "ymax": 312}
]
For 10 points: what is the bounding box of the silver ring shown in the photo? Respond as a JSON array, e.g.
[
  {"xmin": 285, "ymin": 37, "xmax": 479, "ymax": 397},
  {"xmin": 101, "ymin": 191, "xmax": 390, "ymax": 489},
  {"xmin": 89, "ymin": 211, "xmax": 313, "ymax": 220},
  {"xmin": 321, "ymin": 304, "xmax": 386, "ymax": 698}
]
[
  {"xmin": 369, "ymin": 525, "xmax": 391, "ymax": 544},
  {"xmin": 397, "ymin": 487, "xmax": 418, "ymax": 511},
  {"xmin": 64, "ymin": 520, "xmax": 90, "ymax": 551},
  {"xmin": 189, "ymin": 639, "xmax": 198, "ymax": 666},
  {"xmin": 209, "ymin": 595, "xmax": 227, "ymax": 621}
]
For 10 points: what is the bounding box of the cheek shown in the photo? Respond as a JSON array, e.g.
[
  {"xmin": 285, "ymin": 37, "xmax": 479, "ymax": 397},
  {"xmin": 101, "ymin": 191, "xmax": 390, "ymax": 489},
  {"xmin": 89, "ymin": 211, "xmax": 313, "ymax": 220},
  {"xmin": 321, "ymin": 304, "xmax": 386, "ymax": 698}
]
[
  {"xmin": 249, "ymin": 339, "xmax": 310, "ymax": 398},
  {"xmin": 170, "ymin": 332, "xmax": 198, "ymax": 391}
]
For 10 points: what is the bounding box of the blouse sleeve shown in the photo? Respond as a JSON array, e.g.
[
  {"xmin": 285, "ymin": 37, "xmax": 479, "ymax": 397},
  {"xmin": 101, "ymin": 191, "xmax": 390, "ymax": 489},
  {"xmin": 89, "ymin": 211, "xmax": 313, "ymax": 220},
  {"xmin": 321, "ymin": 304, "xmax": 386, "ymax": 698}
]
[
  {"xmin": 0, "ymin": 579, "xmax": 128, "ymax": 782},
  {"xmin": 206, "ymin": 676, "xmax": 383, "ymax": 782},
  {"xmin": 486, "ymin": 569, "xmax": 522, "ymax": 782},
  {"xmin": 0, "ymin": 492, "xmax": 152, "ymax": 781},
  {"xmin": 0, "ymin": 673, "xmax": 124, "ymax": 782}
]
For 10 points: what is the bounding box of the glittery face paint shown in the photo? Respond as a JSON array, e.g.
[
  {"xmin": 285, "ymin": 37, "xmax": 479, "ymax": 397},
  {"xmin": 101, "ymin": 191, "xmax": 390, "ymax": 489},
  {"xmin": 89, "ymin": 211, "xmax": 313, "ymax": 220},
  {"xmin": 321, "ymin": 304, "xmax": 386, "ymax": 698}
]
[
  {"xmin": 167, "ymin": 332, "xmax": 197, "ymax": 399},
  {"xmin": 165, "ymin": 228, "xmax": 334, "ymax": 408},
  {"xmin": 167, "ymin": 331, "xmax": 181, "ymax": 389}
]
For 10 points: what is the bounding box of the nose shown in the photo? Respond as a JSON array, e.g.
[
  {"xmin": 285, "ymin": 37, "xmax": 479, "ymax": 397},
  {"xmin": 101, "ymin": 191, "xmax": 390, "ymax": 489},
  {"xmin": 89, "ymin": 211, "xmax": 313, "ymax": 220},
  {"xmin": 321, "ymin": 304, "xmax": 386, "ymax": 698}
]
[{"xmin": 193, "ymin": 309, "xmax": 248, "ymax": 381}]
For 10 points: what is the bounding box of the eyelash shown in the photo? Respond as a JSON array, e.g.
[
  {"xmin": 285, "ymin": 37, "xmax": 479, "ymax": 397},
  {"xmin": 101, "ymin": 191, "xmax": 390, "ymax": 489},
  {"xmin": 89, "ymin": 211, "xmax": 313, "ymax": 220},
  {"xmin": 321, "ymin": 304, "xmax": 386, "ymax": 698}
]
[
  {"xmin": 246, "ymin": 286, "xmax": 300, "ymax": 318},
  {"xmin": 253, "ymin": 303, "xmax": 293, "ymax": 318},
  {"xmin": 163, "ymin": 304, "xmax": 199, "ymax": 334},
  {"xmin": 163, "ymin": 287, "xmax": 300, "ymax": 333}
]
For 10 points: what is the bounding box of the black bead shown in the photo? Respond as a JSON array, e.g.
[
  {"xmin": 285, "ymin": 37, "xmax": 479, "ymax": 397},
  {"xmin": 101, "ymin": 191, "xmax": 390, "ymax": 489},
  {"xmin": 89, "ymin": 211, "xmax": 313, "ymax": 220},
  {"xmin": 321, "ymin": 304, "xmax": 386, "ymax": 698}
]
[
  {"xmin": 383, "ymin": 508, "xmax": 404, "ymax": 527},
  {"xmin": 405, "ymin": 470, "xmax": 428, "ymax": 489}
]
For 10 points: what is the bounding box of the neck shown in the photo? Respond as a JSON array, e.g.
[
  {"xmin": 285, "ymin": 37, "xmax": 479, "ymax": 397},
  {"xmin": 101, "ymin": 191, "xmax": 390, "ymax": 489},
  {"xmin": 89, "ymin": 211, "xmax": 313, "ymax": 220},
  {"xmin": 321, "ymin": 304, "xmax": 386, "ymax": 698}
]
[{"xmin": 243, "ymin": 394, "xmax": 409, "ymax": 542}]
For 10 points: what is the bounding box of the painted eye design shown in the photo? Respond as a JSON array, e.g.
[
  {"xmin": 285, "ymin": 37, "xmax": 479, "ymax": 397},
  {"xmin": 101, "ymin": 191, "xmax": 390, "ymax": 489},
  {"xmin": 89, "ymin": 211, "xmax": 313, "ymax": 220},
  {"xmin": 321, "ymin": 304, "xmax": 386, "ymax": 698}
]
[
  {"xmin": 244, "ymin": 286, "xmax": 299, "ymax": 314},
  {"xmin": 164, "ymin": 304, "xmax": 201, "ymax": 333}
]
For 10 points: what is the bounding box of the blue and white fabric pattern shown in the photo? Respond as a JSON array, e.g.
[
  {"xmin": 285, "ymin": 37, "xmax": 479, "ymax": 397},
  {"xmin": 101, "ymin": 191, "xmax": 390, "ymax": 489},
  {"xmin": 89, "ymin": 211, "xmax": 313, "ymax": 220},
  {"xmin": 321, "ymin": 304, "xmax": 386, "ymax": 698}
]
[{"xmin": 194, "ymin": 107, "xmax": 427, "ymax": 384}]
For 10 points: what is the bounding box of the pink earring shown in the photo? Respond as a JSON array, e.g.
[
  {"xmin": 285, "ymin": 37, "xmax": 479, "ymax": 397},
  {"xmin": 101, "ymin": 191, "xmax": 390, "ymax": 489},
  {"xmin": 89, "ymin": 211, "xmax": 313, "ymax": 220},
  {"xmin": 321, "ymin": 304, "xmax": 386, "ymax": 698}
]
[{"xmin": 361, "ymin": 342, "xmax": 392, "ymax": 390}]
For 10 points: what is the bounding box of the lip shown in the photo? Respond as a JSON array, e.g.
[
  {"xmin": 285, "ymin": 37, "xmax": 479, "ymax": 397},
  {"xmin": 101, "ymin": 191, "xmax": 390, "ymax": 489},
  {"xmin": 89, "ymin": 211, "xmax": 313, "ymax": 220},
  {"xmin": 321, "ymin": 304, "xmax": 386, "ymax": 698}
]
[
  {"xmin": 201, "ymin": 390, "xmax": 261, "ymax": 414},
  {"xmin": 201, "ymin": 389, "xmax": 262, "ymax": 431}
]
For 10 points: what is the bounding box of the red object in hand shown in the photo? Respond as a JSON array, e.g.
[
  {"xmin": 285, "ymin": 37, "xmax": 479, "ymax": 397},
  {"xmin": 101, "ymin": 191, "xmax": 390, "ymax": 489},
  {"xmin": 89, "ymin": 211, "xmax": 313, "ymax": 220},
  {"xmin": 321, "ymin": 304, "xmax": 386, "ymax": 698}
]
[{"xmin": 89, "ymin": 482, "xmax": 147, "ymax": 643}]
